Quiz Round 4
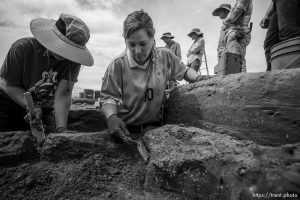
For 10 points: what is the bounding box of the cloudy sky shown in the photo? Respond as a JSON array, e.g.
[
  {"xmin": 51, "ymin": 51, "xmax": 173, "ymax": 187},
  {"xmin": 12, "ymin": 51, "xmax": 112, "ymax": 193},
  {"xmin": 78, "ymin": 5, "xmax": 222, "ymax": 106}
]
[{"xmin": 0, "ymin": 0, "xmax": 271, "ymax": 95}]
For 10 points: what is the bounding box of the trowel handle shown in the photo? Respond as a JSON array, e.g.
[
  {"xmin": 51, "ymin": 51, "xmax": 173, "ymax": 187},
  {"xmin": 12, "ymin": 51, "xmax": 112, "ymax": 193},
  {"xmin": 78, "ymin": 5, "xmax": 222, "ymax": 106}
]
[{"xmin": 24, "ymin": 92, "xmax": 36, "ymax": 115}]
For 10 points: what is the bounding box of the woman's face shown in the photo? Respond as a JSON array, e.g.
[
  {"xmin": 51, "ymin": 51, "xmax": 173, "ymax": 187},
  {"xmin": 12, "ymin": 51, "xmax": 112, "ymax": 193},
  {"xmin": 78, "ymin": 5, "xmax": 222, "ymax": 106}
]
[
  {"xmin": 218, "ymin": 10, "xmax": 229, "ymax": 19},
  {"xmin": 190, "ymin": 33, "xmax": 198, "ymax": 40},
  {"xmin": 126, "ymin": 28, "xmax": 154, "ymax": 65},
  {"xmin": 49, "ymin": 50, "xmax": 65, "ymax": 61}
]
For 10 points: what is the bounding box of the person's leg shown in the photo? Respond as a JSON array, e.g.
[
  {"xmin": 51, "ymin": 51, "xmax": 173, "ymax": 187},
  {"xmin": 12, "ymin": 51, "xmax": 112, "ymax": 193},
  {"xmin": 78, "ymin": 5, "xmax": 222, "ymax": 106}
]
[
  {"xmin": 275, "ymin": 0, "xmax": 300, "ymax": 41},
  {"xmin": 240, "ymin": 32, "xmax": 251, "ymax": 73},
  {"xmin": 190, "ymin": 59, "xmax": 201, "ymax": 73},
  {"xmin": 264, "ymin": 12, "xmax": 280, "ymax": 71},
  {"xmin": 0, "ymin": 91, "xmax": 30, "ymax": 132},
  {"xmin": 226, "ymin": 30, "xmax": 250, "ymax": 73}
]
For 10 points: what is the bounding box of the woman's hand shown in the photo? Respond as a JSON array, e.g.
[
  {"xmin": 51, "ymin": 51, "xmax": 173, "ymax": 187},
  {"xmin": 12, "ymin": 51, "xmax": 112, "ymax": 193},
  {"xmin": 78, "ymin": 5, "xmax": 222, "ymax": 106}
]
[{"xmin": 107, "ymin": 114, "xmax": 130, "ymax": 144}]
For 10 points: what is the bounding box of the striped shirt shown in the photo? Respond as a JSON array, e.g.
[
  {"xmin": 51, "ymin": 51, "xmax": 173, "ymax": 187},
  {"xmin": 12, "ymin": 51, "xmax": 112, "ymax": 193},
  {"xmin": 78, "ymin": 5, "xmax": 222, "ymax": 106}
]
[
  {"xmin": 100, "ymin": 47, "xmax": 188, "ymax": 125},
  {"xmin": 166, "ymin": 40, "xmax": 182, "ymax": 60},
  {"xmin": 225, "ymin": 0, "xmax": 253, "ymax": 32},
  {"xmin": 187, "ymin": 37, "xmax": 205, "ymax": 65},
  {"xmin": 217, "ymin": 25, "xmax": 228, "ymax": 59}
]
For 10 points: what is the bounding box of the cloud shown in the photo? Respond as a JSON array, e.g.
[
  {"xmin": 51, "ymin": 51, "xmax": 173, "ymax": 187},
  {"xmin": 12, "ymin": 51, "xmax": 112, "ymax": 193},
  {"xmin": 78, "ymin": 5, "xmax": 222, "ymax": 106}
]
[{"xmin": 0, "ymin": 20, "xmax": 18, "ymax": 28}]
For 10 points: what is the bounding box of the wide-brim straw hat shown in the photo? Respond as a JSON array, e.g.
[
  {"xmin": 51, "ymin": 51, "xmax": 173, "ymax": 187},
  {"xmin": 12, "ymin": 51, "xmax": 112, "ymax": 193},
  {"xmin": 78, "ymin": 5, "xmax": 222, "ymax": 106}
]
[
  {"xmin": 188, "ymin": 28, "xmax": 203, "ymax": 37},
  {"xmin": 30, "ymin": 14, "xmax": 94, "ymax": 66},
  {"xmin": 212, "ymin": 4, "xmax": 231, "ymax": 16},
  {"xmin": 160, "ymin": 32, "xmax": 174, "ymax": 39}
]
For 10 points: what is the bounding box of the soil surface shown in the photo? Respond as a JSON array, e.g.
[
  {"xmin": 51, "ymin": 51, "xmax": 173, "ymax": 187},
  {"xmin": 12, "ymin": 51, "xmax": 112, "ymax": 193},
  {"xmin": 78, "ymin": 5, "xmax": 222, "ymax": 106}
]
[{"xmin": 0, "ymin": 131, "xmax": 183, "ymax": 200}]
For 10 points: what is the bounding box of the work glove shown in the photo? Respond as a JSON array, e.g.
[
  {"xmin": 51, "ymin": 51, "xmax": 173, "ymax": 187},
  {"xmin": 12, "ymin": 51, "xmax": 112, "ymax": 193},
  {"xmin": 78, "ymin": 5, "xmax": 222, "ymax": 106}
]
[
  {"xmin": 107, "ymin": 114, "xmax": 131, "ymax": 144},
  {"xmin": 24, "ymin": 106, "xmax": 43, "ymax": 125},
  {"xmin": 260, "ymin": 17, "xmax": 270, "ymax": 29}
]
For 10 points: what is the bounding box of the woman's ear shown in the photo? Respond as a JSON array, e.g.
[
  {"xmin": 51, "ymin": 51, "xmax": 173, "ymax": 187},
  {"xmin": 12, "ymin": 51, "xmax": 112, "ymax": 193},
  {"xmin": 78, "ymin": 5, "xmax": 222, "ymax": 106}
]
[{"xmin": 124, "ymin": 38, "xmax": 128, "ymax": 51}]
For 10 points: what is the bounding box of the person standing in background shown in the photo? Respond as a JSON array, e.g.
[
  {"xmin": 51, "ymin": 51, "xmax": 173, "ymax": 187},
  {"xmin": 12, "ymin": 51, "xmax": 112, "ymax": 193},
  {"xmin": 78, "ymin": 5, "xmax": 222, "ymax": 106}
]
[
  {"xmin": 212, "ymin": 4, "xmax": 232, "ymax": 62},
  {"xmin": 223, "ymin": 0, "xmax": 253, "ymax": 73},
  {"xmin": 260, "ymin": 1, "xmax": 280, "ymax": 71},
  {"xmin": 160, "ymin": 32, "xmax": 182, "ymax": 90},
  {"xmin": 160, "ymin": 32, "xmax": 182, "ymax": 60},
  {"xmin": 187, "ymin": 28, "xmax": 205, "ymax": 74}
]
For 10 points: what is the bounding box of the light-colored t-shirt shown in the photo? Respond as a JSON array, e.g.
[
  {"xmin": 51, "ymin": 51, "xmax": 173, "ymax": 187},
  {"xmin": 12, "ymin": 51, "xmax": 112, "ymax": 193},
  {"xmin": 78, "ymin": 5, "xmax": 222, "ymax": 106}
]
[
  {"xmin": 187, "ymin": 38, "xmax": 205, "ymax": 65},
  {"xmin": 100, "ymin": 47, "xmax": 188, "ymax": 125}
]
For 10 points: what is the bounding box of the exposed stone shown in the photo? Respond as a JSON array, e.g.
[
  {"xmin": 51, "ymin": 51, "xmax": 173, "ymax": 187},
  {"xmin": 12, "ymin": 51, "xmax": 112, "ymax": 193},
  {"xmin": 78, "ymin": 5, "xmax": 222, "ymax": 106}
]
[
  {"xmin": 165, "ymin": 69, "xmax": 300, "ymax": 146},
  {"xmin": 1, "ymin": 126, "xmax": 300, "ymax": 199},
  {"xmin": 0, "ymin": 131, "xmax": 38, "ymax": 165},
  {"xmin": 143, "ymin": 125, "xmax": 300, "ymax": 200},
  {"xmin": 68, "ymin": 108, "xmax": 107, "ymax": 132},
  {"xmin": 41, "ymin": 132, "xmax": 119, "ymax": 161}
]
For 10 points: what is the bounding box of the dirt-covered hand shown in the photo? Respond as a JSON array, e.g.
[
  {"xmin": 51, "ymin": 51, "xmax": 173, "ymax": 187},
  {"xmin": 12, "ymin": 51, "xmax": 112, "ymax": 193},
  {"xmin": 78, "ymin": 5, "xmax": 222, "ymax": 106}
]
[
  {"xmin": 34, "ymin": 107, "xmax": 43, "ymax": 119},
  {"xmin": 107, "ymin": 114, "xmax": 130, "ymax": 144},
  {"xmin": 56, "ymin": 127, "xmax": 67, "ymax": 133},
  {"xmin": 260, "ymin": 17, "xmax": 270, "ymax": 29},
  {"xmin": 24, "ymin": 106, "xmax": 43, "ymax": 124}
]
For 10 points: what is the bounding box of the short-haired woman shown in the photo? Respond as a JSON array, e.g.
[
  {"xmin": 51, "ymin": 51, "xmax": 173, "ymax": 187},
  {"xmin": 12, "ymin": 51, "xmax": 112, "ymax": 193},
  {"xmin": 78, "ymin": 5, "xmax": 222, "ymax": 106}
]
[{"xmin": 100, "ymin": 10, "xmax": 202, "ymax": 143}]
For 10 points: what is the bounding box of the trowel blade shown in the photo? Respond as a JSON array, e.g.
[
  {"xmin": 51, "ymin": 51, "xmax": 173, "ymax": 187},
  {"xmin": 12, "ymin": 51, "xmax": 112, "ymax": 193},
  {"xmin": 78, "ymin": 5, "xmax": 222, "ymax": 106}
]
[{"xmin": 30, "ymin": 121, "xmax": 45, "ymax": 143}]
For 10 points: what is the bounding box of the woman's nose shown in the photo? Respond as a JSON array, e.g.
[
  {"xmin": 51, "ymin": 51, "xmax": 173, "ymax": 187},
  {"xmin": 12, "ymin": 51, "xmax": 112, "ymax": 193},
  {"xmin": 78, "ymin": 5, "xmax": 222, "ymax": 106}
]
[{"xmin": 134, "ymin": 46, "xmax": 142, "ymax": 54}]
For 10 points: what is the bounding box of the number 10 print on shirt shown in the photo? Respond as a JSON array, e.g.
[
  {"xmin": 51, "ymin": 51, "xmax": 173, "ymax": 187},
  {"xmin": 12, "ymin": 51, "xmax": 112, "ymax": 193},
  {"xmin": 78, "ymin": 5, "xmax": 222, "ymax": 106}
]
[{"xmin": 144, "ymin": 88, "xmax": 154, "ymax": 102}]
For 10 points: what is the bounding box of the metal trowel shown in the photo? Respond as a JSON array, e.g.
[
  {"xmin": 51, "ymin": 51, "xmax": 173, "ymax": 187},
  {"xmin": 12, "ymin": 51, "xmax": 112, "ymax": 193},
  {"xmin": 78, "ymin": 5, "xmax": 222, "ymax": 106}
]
[{"xmin": 124, "ymin": 129, "xmax": 150, "ymax": 163}]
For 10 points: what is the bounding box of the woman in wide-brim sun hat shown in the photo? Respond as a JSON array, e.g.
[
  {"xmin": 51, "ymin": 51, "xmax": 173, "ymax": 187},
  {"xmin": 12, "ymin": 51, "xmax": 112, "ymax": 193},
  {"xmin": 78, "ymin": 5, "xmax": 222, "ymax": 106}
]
[
  {"xmin": 0, "ymin": 13, "xmax": 93, "ymax": 134},
  {"xmin": 30, "ymin": 13, "xmax": 94, "ymax": 66}
]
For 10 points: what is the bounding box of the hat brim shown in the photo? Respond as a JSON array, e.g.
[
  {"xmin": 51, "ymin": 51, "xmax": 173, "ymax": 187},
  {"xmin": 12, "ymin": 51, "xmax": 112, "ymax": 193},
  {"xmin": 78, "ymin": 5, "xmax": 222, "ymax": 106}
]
[
  {"xmin": 160, "ymin": 36, "xmax": 174, "ymax": 39},
  {"xmin": 212, "ymin": 7, "xmax": 230, "ymax": 16},
  {"xmin": 188, "ymin": 32, "xmax": 203, "ymax": 37},
  {"xmin": 30, "ymin": 18, "xmax": 94, "ymax": 66}
]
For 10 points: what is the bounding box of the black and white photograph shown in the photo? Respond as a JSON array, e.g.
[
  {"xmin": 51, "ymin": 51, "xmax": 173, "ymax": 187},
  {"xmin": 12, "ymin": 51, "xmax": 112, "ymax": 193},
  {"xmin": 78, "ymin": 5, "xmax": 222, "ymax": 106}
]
[{"xmin": 0, "ymin": 0, "xmax": 299, "ymax": 199}]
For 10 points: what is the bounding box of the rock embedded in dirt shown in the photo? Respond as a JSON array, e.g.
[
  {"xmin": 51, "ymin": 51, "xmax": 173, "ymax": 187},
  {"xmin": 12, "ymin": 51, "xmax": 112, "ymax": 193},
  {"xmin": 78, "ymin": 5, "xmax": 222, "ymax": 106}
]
[
  {"xmin": 41, "ymin": 132, "xmax": 118, "ymax": 161},
  {"xmin": 143, "ymin": 125, "xmax": 300, "ymax": 200},
  {"xmin": 165, "ymin": 69, "xmax": 300, "ymax": 146},
  {"xmin": 0, "ymin": 131, "xmax": 38, "ymax": 165}
]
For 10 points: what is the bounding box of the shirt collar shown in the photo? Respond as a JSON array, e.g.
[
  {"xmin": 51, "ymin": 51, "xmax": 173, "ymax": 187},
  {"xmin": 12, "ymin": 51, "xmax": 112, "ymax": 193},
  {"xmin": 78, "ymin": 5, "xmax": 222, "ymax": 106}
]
[
  {"xmin": 195, "ymin": 37, "xmax": 202, "ymax": 43},
  {"xmin": 127, "ymin": 48, "xmax": 156, "ymax": 70},
  {"xmin": 169, "ymin": 40, "xmax": 175, "ymax": 45}
]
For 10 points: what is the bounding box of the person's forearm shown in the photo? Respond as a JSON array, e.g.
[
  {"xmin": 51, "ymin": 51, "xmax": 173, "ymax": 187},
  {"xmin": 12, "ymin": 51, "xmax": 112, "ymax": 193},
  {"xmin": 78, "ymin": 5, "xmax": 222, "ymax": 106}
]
[
  {"xmin": 102, "ymin": 103, "xmax": 117, "ymax": 119},
  {"xmin": 224, "ymin": 8, "xmax": 244, "ymax": 24},
  {"xmin": 184, "ymin": 68, "xmax": 201, "ymax": 83},
  {"xmin": 3, "ymin": 85, "xmax": 27, "ymax": 108},
  {"xmin": 54, "ymin": 94, "xmax": 72, "ymax": 129}
]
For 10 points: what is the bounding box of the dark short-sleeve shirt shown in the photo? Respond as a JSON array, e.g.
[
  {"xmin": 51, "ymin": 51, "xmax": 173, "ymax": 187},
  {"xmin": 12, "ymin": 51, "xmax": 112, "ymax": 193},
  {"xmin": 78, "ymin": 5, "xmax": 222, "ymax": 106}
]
[{"xmin": 0, "ymin": 37, "xmax": 81, "ymax": 108}]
